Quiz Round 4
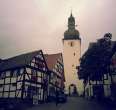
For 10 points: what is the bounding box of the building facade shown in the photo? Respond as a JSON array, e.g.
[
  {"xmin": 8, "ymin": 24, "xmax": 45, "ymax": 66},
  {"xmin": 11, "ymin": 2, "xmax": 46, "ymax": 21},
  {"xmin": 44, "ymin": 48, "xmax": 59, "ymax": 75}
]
[
  {"xmin": 63, "ymin": 13, "xmax": 83, "ymax": 95},
  {"xmin": 0, "ymin": 50, "xmax": 49, "ymax": 105},
  {"xmin": 83, "ymin": 39, "xmax": 116, "ymax": 100},
  {"xmin": 44, "ymin": 53, "xmax": 65, "ymax": 101},
  {"xmin": 0, "ymin": 50, "xmax": 65, "ymax": 107}
]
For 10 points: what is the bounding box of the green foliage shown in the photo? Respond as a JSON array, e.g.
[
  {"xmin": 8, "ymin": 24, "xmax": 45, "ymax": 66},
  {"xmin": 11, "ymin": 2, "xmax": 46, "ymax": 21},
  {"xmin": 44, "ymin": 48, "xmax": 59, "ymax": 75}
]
[{"xmin": 79, "ymin": 34, "xmax": 113, "ymax": 80}]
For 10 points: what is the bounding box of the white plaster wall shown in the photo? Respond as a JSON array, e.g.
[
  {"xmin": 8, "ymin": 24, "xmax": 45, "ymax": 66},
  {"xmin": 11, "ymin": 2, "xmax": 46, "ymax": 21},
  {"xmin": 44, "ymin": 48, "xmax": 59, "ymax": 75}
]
[
  {"xmin": 11, "ymin": 78, "xmax": 16, "ymax": 83},
  {"xmin": 37, "ymin": 71, "xmax": 41, "ymax": 77},
  {"xmin": 18, "ymin": 75, "xmax": 23, "ymax": 81},
  {"xmin": 104, "ymin": 74, "xmax": 111, "ymax": 84},
  {"xmin": 40, "ymin": 89, "xmax": 43, "ymax": 100},
  {"xmin": 0, "ymin": 87, "xmax": 3, "ymax": 92},
  {"xmin": 90, "ymin": 81, "xmax": 96, "ymax": 85},
  {"xmin": 36, "ymin": 84, "xmax": 41, "ymax": 88},
  {"xmin": 4, "ymin": 92, "xmax": 9, "ymax": 97},
  {"xmin": 16, "ymin": 90, "xmax": 21, "ymax": 97},
  {"xmin": 9, "ymin": 92, "xmax": 15, "ymax": 97},
  {"xmin": 63, "ymin": 39, "xmax": 83, "ymax": 95},
  {"xmin": 17, "ymin": 82, "xmax": 22, "ymax": 89},
  {"xmin": 0, "ymin": 79, "xmax": 4, "ymax": 84},
  {"xmin": 97, "ymin": 81, "xmax": 103, "ymax": 84},
  {"xmin": 25, "ymin": 74, "xmax": 29, "ymax": 80},
  {"xmin": 10, "ymin": 85, "xmax": 16, "ymax": 91},
  {"xmin": 112, "ymin": 75, "xmax": 116, "ymax": 83},
  {"xmin": 90, "ymin": 85, "xmax": 93, "ymax": 96},
  {"xmin": 5, "ymin": 71, "xmax": 10, "ymax": 77},
  {"xmin": 37, "ymin": 77, "xmax": 41, "ymax": 82},
  {"xmin": 5, "ymin": 78, "xmax": 10, "ymax": 84},
  {"xmin": 0, "ymin": 92, "xmax": 2, "ymax": 97},
  {"xmin": 4, "ymin": 85, "xmax": 9, "ymax": 91},
  {"xmin": 31, "ymin": 83, "xmax": 37, "ymax": 87},
  {"xmin": 26, "ymin": 68, "xmax": 31, "ymax": 74},
  {"xmin": 104, "ymin": 85, "xmax": 111, "ymax": 97}
]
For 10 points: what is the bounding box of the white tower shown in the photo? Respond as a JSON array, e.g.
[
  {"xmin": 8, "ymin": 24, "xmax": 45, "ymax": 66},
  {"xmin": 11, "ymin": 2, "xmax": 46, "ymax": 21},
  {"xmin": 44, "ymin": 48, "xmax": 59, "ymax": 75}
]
[{"xmin": 63, "ymin": 13, "xmax": 83, "ymax": 95}]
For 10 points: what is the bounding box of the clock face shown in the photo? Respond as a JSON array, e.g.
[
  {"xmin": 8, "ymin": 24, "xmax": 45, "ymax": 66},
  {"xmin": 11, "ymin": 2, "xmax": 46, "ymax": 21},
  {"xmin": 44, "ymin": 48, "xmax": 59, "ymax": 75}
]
[{"xmin": 69, "ymin": 41, "xmax": 74, "ymax": 47}]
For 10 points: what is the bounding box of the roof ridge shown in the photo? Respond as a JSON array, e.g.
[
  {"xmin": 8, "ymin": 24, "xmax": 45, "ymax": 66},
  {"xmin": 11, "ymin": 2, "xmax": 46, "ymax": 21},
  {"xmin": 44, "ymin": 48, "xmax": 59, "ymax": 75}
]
[
  {"xmin": 44, "ymin": 53, "xmax": 62, "ymax": 55},
  {"xmin": 3, "ymin": 50, "xmax": 41, "ymax": 61}
]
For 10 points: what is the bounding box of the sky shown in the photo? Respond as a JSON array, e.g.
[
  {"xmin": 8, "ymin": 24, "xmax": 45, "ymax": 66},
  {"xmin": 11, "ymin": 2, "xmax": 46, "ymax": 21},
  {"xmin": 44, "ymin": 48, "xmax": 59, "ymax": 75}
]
[{"xmin": 0, "ymin": 0, "xmax": 116, "ymax": 58}]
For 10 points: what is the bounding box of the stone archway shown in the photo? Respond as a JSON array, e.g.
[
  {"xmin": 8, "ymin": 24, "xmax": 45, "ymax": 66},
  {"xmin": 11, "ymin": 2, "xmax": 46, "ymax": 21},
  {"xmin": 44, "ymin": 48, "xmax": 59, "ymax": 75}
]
[{"xmin": 69, "ymin": 84, "xmax": 78, "ymax": 96}]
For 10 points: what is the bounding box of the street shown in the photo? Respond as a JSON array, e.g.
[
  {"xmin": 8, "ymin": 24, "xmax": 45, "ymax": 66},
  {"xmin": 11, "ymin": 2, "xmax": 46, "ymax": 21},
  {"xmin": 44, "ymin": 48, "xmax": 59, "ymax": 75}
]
[{"xmin": 25, "ymin": 97, "xmax": 115, "ymax": 110}]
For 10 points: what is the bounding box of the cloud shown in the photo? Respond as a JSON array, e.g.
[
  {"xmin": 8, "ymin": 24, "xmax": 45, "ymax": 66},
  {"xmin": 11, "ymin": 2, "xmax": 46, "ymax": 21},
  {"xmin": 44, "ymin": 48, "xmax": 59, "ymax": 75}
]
[{"xmin": 0, "ymin": 0, "xmax": 116, "ymax": 58}]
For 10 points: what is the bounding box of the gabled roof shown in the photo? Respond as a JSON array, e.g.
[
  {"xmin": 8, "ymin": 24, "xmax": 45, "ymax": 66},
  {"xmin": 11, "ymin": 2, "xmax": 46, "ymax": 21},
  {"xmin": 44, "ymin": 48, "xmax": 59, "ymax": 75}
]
[
  {"xmin": 44, "ymin": 53, "xmax": 62, "ymax": 70},
  {"xmin": 0, "ymin": 50, "xmax": 42, "ymax": 72},
  {"xmin": 44, "ymin": 53, "xmax": 65, "ymax": 81}
]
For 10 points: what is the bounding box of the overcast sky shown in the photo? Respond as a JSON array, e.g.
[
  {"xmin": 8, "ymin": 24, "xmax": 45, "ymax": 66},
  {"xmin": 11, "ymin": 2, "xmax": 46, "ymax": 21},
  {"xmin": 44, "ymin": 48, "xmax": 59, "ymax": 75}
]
[{"xmin": 0, "ymin": 0, "xmax": 116, "ymax": 58}]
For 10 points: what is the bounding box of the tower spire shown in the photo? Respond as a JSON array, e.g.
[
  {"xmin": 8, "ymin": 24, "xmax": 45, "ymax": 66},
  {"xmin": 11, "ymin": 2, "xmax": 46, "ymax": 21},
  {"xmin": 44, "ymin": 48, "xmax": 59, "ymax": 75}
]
[
  {"xmin": 64, "ymin": 12, "xmax": 80, "ymax": 40},
  {"xmin": 68, "ymin": 10, "xmax": 75, "ymax": 30},
  {"xmin": 71, "ymin": 8, "xmax": 72, "ymax": 17}
]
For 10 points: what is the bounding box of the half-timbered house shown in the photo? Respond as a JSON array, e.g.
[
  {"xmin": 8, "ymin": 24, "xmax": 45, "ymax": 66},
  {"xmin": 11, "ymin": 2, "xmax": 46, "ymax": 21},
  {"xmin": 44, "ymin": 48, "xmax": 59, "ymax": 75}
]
[
  {"xmin": 44, "ymin": 53, "xmax": 65, "ymax": 101},
  {"xmin": 0, "ymin": 50, "xmax": 49, "ymax": 105},
  {"xmin": 83, "ymin": 40, "xmax": 116, "ymax": 100}
]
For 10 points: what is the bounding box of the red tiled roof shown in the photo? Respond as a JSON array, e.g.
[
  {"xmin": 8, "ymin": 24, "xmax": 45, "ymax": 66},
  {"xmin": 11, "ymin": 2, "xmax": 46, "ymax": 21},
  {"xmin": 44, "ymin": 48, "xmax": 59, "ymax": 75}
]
[
  {"xmin": 44, "ymin": 53, "xmax": 65, "ymax": 82},
  {"xmin": 44, "ymin": 53, "xmax": 62, "ymax": 70}
]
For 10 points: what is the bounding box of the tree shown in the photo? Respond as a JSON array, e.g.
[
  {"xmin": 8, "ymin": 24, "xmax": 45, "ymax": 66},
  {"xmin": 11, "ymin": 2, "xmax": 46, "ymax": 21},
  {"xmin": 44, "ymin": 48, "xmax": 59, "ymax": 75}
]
[{"xmin": 78, "ymin": 33, "xmax": 114, "ymax": 80}]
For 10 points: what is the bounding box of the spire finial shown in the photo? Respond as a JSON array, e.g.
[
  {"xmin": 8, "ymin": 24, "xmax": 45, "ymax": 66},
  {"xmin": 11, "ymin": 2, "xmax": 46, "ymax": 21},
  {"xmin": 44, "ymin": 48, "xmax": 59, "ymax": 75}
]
[{"xmin": 71, "ymin": 8, "xmax": 73, "ymax": 17}]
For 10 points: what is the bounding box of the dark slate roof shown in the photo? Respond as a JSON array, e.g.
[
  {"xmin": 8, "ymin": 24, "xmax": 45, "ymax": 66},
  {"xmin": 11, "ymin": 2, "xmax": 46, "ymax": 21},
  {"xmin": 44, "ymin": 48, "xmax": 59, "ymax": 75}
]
[
  {"xmin": 64, "ymin": 29, "xmax": 80, "ymax": 40},
  {"xmin": 0, "ymin": 50, "xmax": 42, "ymax": 72}
]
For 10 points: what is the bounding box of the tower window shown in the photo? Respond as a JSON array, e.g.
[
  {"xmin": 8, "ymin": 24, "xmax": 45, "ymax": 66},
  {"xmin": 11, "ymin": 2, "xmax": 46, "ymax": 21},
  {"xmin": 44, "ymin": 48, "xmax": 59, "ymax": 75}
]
[
  {"xmin": 74, "ymin": 53, "xmax": 76, "ymax": 56},
  {"xmin": 70, "ymin": 42, "xmax": 73, "ymax": 47},
  {"xmin": 72, "ymin": 64, "xmax": 74, "ymax": 67},
  {"xmin": 68, "ymin": 41, "xmax": 74, "ymax": 47}
]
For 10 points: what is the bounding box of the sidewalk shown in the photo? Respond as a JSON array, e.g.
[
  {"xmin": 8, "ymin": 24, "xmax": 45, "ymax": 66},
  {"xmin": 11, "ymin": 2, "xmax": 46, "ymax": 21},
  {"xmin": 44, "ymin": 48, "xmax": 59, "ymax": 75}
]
[
  {"xmin": 25, "ymin": 102, "xmax": 63, "ymax": 110},
  {"xmin": 86, "ymin": 97, "xmax": 116, "ymax": 110}
]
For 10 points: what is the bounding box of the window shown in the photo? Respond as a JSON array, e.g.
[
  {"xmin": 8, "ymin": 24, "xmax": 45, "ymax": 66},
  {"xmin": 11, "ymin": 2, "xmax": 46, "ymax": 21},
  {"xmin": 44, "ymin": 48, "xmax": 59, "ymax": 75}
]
[
  {"xmin": 74, "ymin": 53, "xmax": 76, "ymax": 56},
  {"xmin": 104, "ymin": 74, "xmax": 108, "ymax": 80},
  {"xmin": 20, "ymin": 68, "xmax": 24, "ymax": 74},
  {"xmin": 0, "ymin": 84, "xmax": 3, "ymax": 88},
  {"xmin": 69, "ymin": 41, "xmax": 74, "ymax": 47},
  {"xmin": 31, "ymin": 70, "xmax": 37, "ymax": 81},
  {"xmin": 13, "ymin": 70, "xmax": 17, "ymax": 77},
  {"xmin": 32, "ymin": 70, "xmax": 36, "ymax": 76},
  {"xmin": 6, "ymin": 71, "xmax": 10, "ymax": 77},
  {"xmin": 17, "ymin": 69, "xmax": 21, "ymax": 76},
  {"xmin": 32, "ymin": 59, "xmax": 35, "ymax": 63},
  {"xmin": 12, "ymin": 83, "xmax": 17, "ymax": 86},
  {"xmin": 11, "ymin": 70, "xmax": 17, "ymax": 77},
  {"xmin": 26, "ymin": 68, "xmax": 31, "ymax": 74},
  {"xmin": 0, "ymin": 73, "xmax": 5, "ymax": 79},
  {"xmin": 37, "ymin": 71, "xmax": 41, "ymax": 77},
  {"xmin": 72, "ymin": 64, "xmax": 74, "ymax": 67}
]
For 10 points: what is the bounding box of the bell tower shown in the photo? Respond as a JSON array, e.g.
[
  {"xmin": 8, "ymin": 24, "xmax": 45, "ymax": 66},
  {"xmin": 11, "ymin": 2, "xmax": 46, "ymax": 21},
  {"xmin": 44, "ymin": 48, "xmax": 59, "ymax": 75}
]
[{"xmin": 63, "ymin": 12, "xmax": 83, "ymax": 95}]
